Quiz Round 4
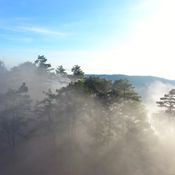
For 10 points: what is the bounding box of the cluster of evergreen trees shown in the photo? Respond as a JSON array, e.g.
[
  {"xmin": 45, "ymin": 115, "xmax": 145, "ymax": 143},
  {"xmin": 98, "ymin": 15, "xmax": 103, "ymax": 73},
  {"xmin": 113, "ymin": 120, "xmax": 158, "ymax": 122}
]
[{"xmin": 0, "ymin": 56, "xmax": 172, "ymax": 175}]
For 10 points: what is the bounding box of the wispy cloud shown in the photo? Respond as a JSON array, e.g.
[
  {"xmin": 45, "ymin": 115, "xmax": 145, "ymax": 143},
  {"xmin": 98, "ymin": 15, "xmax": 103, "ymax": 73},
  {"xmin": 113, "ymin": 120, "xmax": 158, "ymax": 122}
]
[
  {"xmin": 0, "ymin": 24, "xmax": 71, "ymax": 38},
  {"xmin": 17, "ymin": 26, "xmax": 69, "ymax": 37}
]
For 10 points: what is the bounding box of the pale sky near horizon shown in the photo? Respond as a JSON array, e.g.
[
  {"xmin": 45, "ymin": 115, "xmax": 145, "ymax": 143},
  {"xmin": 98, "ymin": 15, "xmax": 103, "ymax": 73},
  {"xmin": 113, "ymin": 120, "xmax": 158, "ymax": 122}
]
[{"xmin": 0, "ymin": 0, "xmax": 175, "ymax": 79}]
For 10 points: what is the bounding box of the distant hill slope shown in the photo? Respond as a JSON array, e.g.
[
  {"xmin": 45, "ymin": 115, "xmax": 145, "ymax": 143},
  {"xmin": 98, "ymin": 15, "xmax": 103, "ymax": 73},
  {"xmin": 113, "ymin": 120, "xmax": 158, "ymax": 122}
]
[
  {"xmin": 94, "ymin": 74, "xmax": 175, "ymax": 87},
  {"xmin": 90, "ymin": 74, "xmax": 175, "ymax": 100}
]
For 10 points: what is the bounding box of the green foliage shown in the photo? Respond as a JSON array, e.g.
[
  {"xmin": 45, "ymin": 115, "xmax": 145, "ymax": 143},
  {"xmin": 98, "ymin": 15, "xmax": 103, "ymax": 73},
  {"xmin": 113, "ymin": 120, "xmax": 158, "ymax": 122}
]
[
  {"xmin": 0, "ymin": 83, "xmax": 32, "ymax": 149},
  {"xmin": 56, "ymin": 65, "xmax": 67, "ymax": 75},
  {"xmin": 157, "ymin": 89, "xmax": 175, "ymax": 114},
  {"xmin": 81, "ymin": 77, "xmax": 141, "ymax": 106},
  {"xmin": 71, "ymin": 65, "xmax": 84, "ymax": 77},
  {"xmin": 0, "ymin": 58, "xmax": 154, "ymax": 175},
  {"xmin": 37, "ymin": 76, "xmax": 143, "ymax": 148},
  {"xmin": 84, "ymin": 76, "xmax": 112, "ymax": 96},
  {"xmin": 35, "ymin": 55, "xmax": 53, "ymax": 72},
  {"xmin": 112, "ymin": 79, "xmax": 141, "ymax": 101}
]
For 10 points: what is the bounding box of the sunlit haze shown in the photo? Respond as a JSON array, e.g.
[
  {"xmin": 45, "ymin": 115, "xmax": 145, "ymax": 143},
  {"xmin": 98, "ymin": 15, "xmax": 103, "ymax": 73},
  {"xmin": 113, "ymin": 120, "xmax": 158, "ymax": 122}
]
[{"xmin": 0, "ymin": 0, "xmax": 175, "ymax": 79}]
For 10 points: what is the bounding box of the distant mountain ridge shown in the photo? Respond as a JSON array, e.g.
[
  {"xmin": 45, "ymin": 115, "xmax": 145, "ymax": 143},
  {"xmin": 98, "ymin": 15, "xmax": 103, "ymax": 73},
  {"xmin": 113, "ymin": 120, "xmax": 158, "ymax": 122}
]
[
  {"xmin": 93, "ymin": 74, "xmax": 175, "ymax": 87},
  {"xmin": 90, "ymin": 74, "xmax": 175, "ymax": 100}
]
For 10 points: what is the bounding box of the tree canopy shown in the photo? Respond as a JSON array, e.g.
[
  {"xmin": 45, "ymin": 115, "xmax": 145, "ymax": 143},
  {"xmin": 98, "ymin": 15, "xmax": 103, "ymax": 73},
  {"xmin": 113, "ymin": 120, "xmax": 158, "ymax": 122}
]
[
  {"xmin": 157, "ymin": 89, "xmax": 175, "ymax": 114},
  {"xmin": 0, "ymin": 56, "xmax": 160, "ymax": 175},
  {"xmin": 71, "ymin": 65, "xmax": 84, "ymax": 77},
  {"xmin": 56, "ymin": 65, "xmax": 67, "ymax": 75},
  {"xmin": 35, "ymin": 55, "xmax": 53, "ymax": 72}
]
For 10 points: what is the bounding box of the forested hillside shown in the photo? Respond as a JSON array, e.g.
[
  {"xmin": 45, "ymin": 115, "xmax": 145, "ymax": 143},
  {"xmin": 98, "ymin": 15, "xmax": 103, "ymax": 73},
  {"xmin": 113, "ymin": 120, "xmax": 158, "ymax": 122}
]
[
  {"xmin": 0, "ymin": 56, "xmax": 175, "ymax": 175},
  {"xmin": 94, "ymin": 74, "xmax": 175, "ymax": 100}
]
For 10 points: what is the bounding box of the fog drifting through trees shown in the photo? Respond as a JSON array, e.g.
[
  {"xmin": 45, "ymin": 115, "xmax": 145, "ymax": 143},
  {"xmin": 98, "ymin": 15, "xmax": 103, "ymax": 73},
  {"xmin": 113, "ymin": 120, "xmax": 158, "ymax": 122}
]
[{"xmin": 0, "ymin": 57, "xmax": 175, "ymax": 175}]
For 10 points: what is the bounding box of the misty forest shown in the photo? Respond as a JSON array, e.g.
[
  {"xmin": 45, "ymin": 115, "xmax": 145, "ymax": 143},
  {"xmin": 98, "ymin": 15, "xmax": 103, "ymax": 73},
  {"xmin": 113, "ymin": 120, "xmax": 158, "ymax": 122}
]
[{"xmin": 1, "ymin": 55, "xmax": 175, "ymax": 175}]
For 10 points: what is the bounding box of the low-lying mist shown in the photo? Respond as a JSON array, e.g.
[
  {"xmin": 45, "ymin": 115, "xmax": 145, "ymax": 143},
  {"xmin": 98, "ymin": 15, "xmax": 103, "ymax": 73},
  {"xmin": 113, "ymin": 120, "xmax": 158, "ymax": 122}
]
[{"xmin": 1, "ymin": 57, "xmax": 175, "ymax": 175}]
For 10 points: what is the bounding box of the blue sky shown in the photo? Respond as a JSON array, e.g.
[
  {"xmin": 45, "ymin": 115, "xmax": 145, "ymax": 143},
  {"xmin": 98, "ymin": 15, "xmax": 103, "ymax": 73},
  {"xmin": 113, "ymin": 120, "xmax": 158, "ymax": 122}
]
[
  {"xmin": 0, "ymin": 0, "xmax": 139, "ymax": 49},
  {"xmin": 1, "ymin": 0, "xmax": 175, "ymax": 79}
]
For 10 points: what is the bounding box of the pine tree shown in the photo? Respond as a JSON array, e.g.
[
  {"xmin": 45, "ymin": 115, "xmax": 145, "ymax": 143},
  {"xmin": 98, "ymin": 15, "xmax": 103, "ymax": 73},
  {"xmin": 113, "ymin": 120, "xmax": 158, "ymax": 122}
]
[{"xmin": 157, "ymin": 89, "xmax": 175, "ymax": 114}]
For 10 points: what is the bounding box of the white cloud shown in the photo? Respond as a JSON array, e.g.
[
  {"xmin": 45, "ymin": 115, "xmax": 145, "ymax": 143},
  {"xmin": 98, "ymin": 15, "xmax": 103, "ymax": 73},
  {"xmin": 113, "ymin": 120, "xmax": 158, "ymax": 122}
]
[
  {"xmin": 0, "ymin": 24, "xmax": 70, "ymax": 37},
  {"xmin": 17, "ymin": 26, "xmax": 68, "ymax": 37}
]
